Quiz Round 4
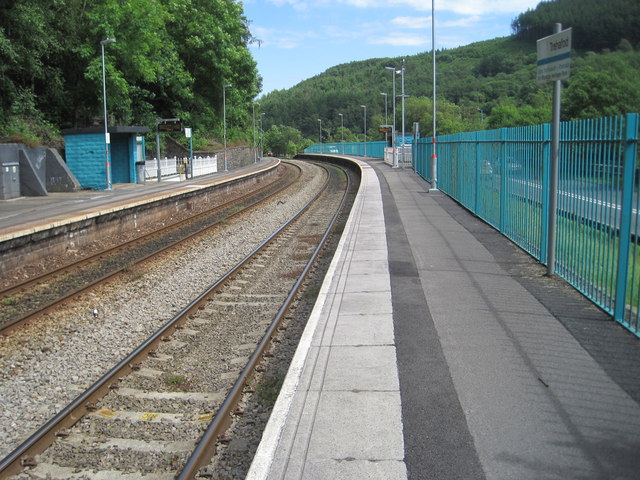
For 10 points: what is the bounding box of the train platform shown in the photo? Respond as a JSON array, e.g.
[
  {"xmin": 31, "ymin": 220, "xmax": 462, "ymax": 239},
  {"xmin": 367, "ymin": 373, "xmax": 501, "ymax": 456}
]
[
  {"xmin": 0, "ymin": 158, "xmax": 278, "ymax": 242},
  {"xmin": 247, "ymin": 156, "xmax": 640, "ymax": 480}
]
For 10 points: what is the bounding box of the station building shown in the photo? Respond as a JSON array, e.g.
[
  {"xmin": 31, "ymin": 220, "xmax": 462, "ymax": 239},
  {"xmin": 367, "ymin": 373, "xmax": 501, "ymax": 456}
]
[{"xmin": 62, "ymin": 126, "xmax": 149, "ymax": 190}]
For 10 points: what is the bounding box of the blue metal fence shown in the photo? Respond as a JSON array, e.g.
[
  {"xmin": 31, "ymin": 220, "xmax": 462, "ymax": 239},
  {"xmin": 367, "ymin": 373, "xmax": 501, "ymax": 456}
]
[
  {"xmin": 414, "ymin": 114, "xmax": 640, "ymax": 337},
  {"xmin": 304, "ymin": 141, "xmax": 385, "ymax": 158}
]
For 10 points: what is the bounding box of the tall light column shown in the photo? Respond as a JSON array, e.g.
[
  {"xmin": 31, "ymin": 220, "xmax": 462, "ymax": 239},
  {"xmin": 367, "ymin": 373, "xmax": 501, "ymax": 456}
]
[
  {"xmin": 430, "ymin": 0, "xmax": 439, "ymax": 191},
  {"xmin": 360, "ymin": 105, "xmax": 367, "ymax": 158},
  {"xmin": 100, "ymin": 38, "xmax": 116, "ymax": 190},
  {"xmin": 223, "ymin": 83, "xmax": 231, "ymax": 172},
  {"xmin": 317, "ymin": 118, "xmax": 322, "ymax": 153},
  {"xmin": 385, "ymin": 66, "xmax": 397, "ymax": 167},
  {"xmin": 338, "ymin": 113, "xmax": 344, "ymax": 154},
  {"xmin": 381, "ymin": 92, "xmax": 388, "ymax": 148},
  {"xmin": 259, "ymin": 112, "xmax": 265, "ymax": 159},
  {"xmin": 400, "ymin": 60, "xmax": 406, "ymax": 168},
  {"xmin": 252, "ymin": 102, "xmax": 258, "ymax": 163}
]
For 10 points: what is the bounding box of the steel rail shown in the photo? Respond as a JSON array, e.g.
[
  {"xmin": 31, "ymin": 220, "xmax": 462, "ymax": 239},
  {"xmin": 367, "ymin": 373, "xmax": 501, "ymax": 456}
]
[
  {"xmin": 178, "ymin": 162, "xmax": 353, "ymax": 479},
  {"xmin": 0, "ymin": 164, "xmax": 301, "ymax": 334},
  {"xmin": 0, "ymin": 161, "xmax": 346, "ymax": 479},
  {"xmin": 0, "ymin": 164, "xmax": 296, "ymax": 298}
]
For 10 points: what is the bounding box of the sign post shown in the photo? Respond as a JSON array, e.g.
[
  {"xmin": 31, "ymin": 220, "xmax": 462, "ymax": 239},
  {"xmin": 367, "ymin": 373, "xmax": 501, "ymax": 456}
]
[
  {"xmin": 185, "ymin": 127, "xmax": 193, "ymax": 178},
  {"xmin": 538, "ymin": 24, "xmax": 571, "ymax": 276},
  {"xmin": 155, "ymin": 118, "xmax": 181, "ymax": 182}
]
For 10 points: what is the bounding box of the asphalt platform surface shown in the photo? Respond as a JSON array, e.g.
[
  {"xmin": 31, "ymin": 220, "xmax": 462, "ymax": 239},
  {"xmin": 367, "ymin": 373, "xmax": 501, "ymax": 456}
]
[
  {"xmin": 374, "ymin": 159, "xmax": 640, "ymax": 479},
  {"xmin": 249, "ymin": 156, "xmax": 640, "ymax": 480}
]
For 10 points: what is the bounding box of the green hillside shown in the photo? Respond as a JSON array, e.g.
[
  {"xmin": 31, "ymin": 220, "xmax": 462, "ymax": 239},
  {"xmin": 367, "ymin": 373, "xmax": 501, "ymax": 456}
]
[
  {"xmin": 0, "ymin": 0, "xmax": 260, "ymax": 149},
  {"xmin": 2, "ymin": 0, "xmax": 639, "ymax": 154},
  {"xmin": 259, "ymin": 0, "xmax": 640, "ymax": 148}
]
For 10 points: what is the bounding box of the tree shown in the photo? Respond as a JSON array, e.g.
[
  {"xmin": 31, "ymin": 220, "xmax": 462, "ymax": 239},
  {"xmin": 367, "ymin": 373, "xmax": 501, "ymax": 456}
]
[
  {"xmin": 264, "ymin": 125, "xmax": 310, "ymax": 157},
  {"xmin": 0, "ymin": 0, "xmax": 260, "ymax": 146},
  {"xmin": 564, "ymin": 51, "xmax": 640, "ymax": 119}
]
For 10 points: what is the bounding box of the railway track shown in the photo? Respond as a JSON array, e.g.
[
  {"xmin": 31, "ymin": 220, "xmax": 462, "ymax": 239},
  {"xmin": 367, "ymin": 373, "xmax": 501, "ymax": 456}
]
[
  {"xmin": 0, "ymin": 163, "xmax": 300, "ymax": 333},
  {"xmin": 0, "ymin": 160, "xmax": 356, "ymax": 479}
]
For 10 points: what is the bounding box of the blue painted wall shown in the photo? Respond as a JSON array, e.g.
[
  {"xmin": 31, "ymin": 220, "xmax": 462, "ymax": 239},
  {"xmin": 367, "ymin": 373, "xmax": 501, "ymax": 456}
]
[
  {"xmin": 64, "ymin": 133, "xmax": 108, "ymax": 190},
  {"xmin": 64, "ymin": 131, "xmax": 146, "ymax": 189}
]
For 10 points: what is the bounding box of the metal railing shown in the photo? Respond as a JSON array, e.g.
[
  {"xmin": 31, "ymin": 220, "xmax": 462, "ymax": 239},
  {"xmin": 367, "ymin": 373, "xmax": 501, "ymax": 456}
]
[
  {"xmin": 414, "ymin": 113, "xmax": 640, "ymax": 337},
  {"xmin": 145, "ymin": 155, "xmax": 218, "ymax": 180},
  {"xmin": 304, "ymin": 141, "xmax": 385, "ymax": 158}
]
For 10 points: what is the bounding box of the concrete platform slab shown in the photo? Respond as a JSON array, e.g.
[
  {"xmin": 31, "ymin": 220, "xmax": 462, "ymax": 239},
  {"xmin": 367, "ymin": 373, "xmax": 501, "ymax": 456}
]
[
  {"xmin": 243, "ymin": 155, "xmax": 640, "ymax": 480},
  {"xmin": 247, "ymin": 157, "xmax": 405, "ymax": 480}
]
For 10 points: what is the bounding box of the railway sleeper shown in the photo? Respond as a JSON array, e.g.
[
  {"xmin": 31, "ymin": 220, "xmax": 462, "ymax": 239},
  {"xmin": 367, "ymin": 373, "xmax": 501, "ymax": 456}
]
[
  {"xmin": 18, "ymin": 462, "xmax": 175, "ymax": 480},
  {"xmin": 76, "ymin": 410, "xmax": 209, "ymax": 440},
  {"xmin": 40, "ymin": 433, "xmax": 193, "ymax": 473},
  {"xmin": 105, "ymin": 387, "xmax": 225, "ymax": 414}
]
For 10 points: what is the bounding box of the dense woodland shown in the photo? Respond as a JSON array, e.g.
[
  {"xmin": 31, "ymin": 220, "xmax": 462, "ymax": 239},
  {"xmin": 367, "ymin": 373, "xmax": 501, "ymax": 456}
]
[
  {"xmin": 0, "ymin": 0, "xmax": 260, "ymax": 149},
  {"xmin": 1, "ymin": 0, "xmax": 639, "ymax": 157},
  {"xmin": 259, "ymin": 0, "xmax": 640, "ymax": 155}
]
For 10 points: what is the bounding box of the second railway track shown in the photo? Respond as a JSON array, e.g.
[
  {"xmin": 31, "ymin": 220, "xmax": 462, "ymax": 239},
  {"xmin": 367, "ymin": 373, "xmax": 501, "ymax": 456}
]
[
  {"xmin": 0, "ymin": 159, "xmax": 360, "ymax": 479},
  {"xmin": 0, "ymin": 163, "xmax": 300, "ymax": 333}
]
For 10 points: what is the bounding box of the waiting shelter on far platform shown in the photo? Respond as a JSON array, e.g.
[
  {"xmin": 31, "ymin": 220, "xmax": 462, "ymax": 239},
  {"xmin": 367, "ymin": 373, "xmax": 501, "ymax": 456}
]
[{"xmin": 62, "ymin": 126, "xmax": 149, "ymax": 190}]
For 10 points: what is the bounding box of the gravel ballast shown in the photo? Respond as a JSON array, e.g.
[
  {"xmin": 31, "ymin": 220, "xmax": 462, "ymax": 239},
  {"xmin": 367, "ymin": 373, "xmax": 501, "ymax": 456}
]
[{"xmin": 0, "ymin": 160, "xmax": 327, "ymax": 461}]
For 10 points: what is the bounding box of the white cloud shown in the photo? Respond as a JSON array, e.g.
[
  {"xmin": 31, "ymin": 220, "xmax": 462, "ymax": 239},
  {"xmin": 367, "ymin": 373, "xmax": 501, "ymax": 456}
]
[
  {"xmin": 263, "ymin": 0, "xmax": 540, "ymax": 15},
  {"xmin": 251, "ymin": 25, "xmax": 318, "ymax": 49},
  {"xmin": 442, "ymin": 15, "xmax": 482, "ymax": 28},
  {"xmin": 369, "ymin": 33, "xmax": 428, "ymax": 47},
  {"xmin": 391, "ymin": 17, "xmax": 431, "ymax": 29},
  {"xmin": 441, "ymin": 0, "xmax": 540, "ymax": 15}
]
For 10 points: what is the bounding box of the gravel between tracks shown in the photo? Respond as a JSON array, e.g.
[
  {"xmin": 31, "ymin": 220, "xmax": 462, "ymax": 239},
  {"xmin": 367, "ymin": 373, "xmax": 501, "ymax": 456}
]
[{"xmin": 0, "ymin": 160, "xmax": 327, "ymax": 461}]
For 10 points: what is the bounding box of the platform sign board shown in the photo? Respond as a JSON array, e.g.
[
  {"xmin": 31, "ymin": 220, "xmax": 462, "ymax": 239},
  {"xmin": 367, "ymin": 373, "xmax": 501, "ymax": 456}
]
[
  {"xmin": 158, "ymin": 121, "xmax": 182, "ymax": 132},
  {"xmin": 537, "ymin": 28, "xmax": 572, "ymax": 83}
]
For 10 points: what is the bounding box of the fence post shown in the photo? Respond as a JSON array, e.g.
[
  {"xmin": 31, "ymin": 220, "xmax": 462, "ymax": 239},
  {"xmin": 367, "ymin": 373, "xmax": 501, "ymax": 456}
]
[
  {"xmin": 540, "ymin": 123, "xmax": 552, "ymax": 264},
  {"xmin": 499, "ymin": 128, "xmax": 507, "ymax": 233},
  {"xmin": 614, "ymin": 113, "xmax": 639, "ymax": 325},
  {"xmin": 474, "ymin": 131, "xmax": 480, "ymax": 215}
]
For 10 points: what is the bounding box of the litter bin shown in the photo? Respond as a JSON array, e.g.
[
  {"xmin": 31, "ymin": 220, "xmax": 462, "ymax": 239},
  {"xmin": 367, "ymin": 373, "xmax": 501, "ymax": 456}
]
[
  {"xmin": 0, "ymin": 162, "xmax": 20, "ymax": 200},
  {"xmin": 135, "ymin": 161, "xmax": 146, "ymax": 184}
]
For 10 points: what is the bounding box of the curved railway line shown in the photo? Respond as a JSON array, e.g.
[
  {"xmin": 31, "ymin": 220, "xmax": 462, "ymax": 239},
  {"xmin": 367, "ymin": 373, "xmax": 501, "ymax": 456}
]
[
  {"xmin": 0, "ymin": 159, "xmax": 360, "ymax": 479},
  {"xmin": 0, "ymin": 163, "xmax": 300, "ymax": 333}
]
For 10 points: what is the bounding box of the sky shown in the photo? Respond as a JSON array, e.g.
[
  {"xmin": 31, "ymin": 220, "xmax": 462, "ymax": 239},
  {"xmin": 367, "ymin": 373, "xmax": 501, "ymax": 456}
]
[{"xmin": 243, "ymin": 0, "xmax": 543, "ymax": 96}]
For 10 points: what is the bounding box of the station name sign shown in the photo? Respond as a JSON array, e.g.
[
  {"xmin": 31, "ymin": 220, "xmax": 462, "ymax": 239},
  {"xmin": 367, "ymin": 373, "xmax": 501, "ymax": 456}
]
[
  {"xmin": 537, "ymin": 28, "xmax": 572, "ymax": 83},
  {"xmin": 158, "ymin": 121, "xmax": 182, "ymax": 132}
]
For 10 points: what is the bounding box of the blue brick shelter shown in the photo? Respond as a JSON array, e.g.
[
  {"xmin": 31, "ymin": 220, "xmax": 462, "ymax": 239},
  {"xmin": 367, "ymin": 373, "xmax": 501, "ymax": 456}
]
[{"xmin": 62, "ymin": 126, "xmax": 149, "ymax": 190}]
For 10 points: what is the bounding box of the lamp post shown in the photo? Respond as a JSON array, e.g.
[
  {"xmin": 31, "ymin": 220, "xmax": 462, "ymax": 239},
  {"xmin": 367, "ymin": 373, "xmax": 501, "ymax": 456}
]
[
  {"xmin": 360, "ymin": 105, "xmax": 367, "ymax": 158},
  {"xmin": 381, "ymin": 92, "xmax": 388, "ymax": 148},
  {"xmin": 223, "ymin": 83, "xmax": 231, "ymax": 172},
  {"xmin": 385, "ymin": 66, "xmax": 398, "ymax": 167},
  {"xmin": 400, "ymin": 60, "xmax": 406, "ymax": 168},
  {"xmin": 259, "ymin": 112, "xmax": 265, "ymax": 159},
  {"xmin": 430, "ymin": 0, "xmax": 439, "ymax": 191},
  {"xmin": 338, "ymin": 113, "xmax": 344, "ymax": 154},
  {"xmin": 252, "ymin": 102, "xmax": 258, "ymax": 163},
  {"xmin": 100, "ymin": 38, "xmax": 116, "ymax": 190},
  {"xmin": 317, "ymin": 118, "xmax": 322, "ymax": 153}
]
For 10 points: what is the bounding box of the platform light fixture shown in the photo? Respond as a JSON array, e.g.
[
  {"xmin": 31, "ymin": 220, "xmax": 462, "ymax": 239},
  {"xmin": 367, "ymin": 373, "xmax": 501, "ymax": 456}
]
[
  {"xmin": 317, "ymin": 118, "xmax": 323, "ymax": 154},
  {"xmin": 430, "ymin": 0, "xmax": 439, "ymax": 191},
  {"xmin": 252, "ymin": 102, "xmax": 259, "ymax": 163},
  {"xmin": 259, "ymin": 112, "xmax": 265, "ymax": 159},
  {"xmin": 400, "ymin": 60, "xmax": 406, "ymax": 168},
  {"xmin": 384, "ymin": 66, "xmax": 398, "ymax": 167},
  {"xmin": 360, "ymin": 105, "xmax": 367, "ymax": 158},
  {"xmin": 223, "ymin": 83, "xmax": 231, "ymax": 172},
  {"xmin": 100, "ymin": 38, "xmax": 116, "ymax": 190},
  {"xmin": 380, "ymin": 92, "xmax": 389, "ymax": 148},
  {"xmin": 338, "ymin": 113, "xmax": 344, "ymax": 154}
]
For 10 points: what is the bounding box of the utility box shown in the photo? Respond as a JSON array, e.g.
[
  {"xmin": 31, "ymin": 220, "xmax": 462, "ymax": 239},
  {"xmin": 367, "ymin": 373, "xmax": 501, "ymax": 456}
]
[
  {"xmin": 136, "ymin": 162, "xmax": 146, "ymax": 184},
  {"xmin": 0, "ymin": 162, "xmax": 20, "ymax": 200}
]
